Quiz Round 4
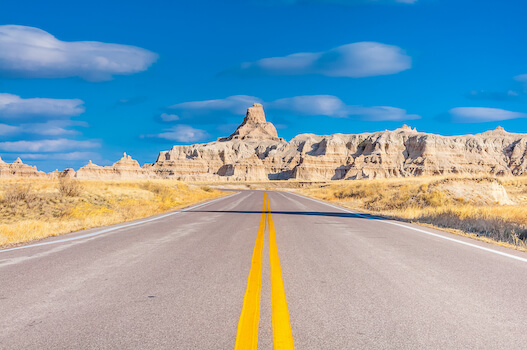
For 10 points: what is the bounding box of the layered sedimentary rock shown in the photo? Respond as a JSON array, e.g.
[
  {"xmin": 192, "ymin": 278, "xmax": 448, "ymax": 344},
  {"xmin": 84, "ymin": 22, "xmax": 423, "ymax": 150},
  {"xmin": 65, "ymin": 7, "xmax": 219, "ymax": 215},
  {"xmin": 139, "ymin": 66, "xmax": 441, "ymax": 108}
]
[
  {"xmin": 74, "ymin": 153, "xmax": 154, "ymax": 180},
  {"xmin": 221, "ymin": 103, "xmax": 282, "ymax": 141},
  {"xmin": 151, "ymin": 104, "xmax": 527, "ymax": 181},
  {"xmin": 0, "ymin": 157, "xmax": 46, "ymax": 178},
  {"xmin": 2, "ymin": 103, "xmax": 527, "ymax": 181}
]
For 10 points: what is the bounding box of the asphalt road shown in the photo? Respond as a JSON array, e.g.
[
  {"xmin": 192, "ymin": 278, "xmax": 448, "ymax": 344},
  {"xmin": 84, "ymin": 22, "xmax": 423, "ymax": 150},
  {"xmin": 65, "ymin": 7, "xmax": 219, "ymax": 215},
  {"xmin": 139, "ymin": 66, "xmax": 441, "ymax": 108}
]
[{"xmin": 1, "ymin": 190, "xmax": 527, "ymax": 349}]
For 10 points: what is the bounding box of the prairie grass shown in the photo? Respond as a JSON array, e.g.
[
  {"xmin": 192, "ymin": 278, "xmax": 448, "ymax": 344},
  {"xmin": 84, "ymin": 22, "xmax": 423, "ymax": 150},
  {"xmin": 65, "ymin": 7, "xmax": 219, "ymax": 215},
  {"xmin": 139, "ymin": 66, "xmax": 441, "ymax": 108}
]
[
  {"xmin": 296, "ymin": 175, "xmax": 527, "ymax": 248},
  {"xmin": 0, "ymin": 179, "xmax": 225, "ymax": 247}
]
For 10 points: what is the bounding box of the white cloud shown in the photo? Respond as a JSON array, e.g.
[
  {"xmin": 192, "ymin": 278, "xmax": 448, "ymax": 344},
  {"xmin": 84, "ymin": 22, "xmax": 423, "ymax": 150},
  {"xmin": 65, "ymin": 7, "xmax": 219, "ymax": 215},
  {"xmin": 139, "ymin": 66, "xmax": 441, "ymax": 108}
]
[
  {"xmin": 268, "ymin": 95, "xmax": 349, "ymax": 117},
  {"xmin": 0, "ymin": 93, "xmax": 84, "ymax": 120},
  {"xmin": 0, "ymin": 120, "xmax": 81, "ymax": 136},
  {"xmin": 17, "ymin": 152, "xmax": 100, "ymax": 161},
  {"xmin": 0, "ymin": 139, "xmax": 100, "ymax": 152},
  {"xmin": 224, "ymin": 42, "xmax": 411, "ymax": 78},
  {"xmin": 168, "ymin": 94, "xmax": 420, "ymax": 121},
  {"xmin": 465, "ymin": 90, "xmax": 519, "ymax": 101},
  {"xmin": 347, "ymin": 106, "xmax": 420, "ymax": 121},
  {"xmin": 156, "ymin": 125, "xmax": 209, "ymax": 142},
  {"xmin": 514, "ymin": 74, "xmax": 527, "ymax": 83},
  {"xmin": 169, "ymin": 95, "xmax": 262, "ymax": 116},
  {"xmin": 448, "ymin": 107, "xmax": 527, "ymax": 123},
  {"xmin": 160, "ymin": 113, "xmax": 180, "ymax": 122},
  {"xmin": 0, "ymin": 25, "xmax": 158, "ymax": 81},
  {"xmin": 0, "ymin": 123, "xmax": 19, "ymax": 135}
]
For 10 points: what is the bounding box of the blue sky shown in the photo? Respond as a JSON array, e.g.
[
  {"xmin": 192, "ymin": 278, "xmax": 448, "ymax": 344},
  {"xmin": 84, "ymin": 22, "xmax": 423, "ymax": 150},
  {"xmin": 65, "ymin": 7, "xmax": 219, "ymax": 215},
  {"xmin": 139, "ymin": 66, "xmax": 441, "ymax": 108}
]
[{"xmin": 1, "ymin": 0, "xmax": 526, "ymax": 171}]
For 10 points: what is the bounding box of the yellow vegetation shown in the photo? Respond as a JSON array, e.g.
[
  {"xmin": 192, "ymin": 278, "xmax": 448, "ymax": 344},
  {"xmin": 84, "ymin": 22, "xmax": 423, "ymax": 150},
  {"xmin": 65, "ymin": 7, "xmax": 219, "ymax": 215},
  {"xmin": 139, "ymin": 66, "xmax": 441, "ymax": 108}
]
[
  {"xmin": 296, "ymin": 175, "xmax": 527, "ymax": 248},
  {"xmin": 0, "ymin": 178, "xmax": 226, "ymax": 247}
]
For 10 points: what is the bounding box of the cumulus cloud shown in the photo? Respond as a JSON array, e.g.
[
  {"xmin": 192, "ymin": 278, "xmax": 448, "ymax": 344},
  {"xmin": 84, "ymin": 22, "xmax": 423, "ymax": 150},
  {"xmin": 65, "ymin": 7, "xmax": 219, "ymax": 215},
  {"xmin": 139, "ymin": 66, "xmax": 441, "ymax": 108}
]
[
  {"xmin": 223, "ymin": 42, "xmax": 411, "ymax": 78},
  {"xmin": 0, "ymin": 139, "xmax": 100, "ymax": 152},
  {"xmin": 167, "ymin": 94, "xmax": 419, "ymax": 121},
  {"xmin": 155, "ymin": 125, "xmax": 209, "ymax": 143},
  {"xmin": 0, "ymin": 25, "xmax": 158, "ymax": 81},
  {"xmin": 448, "ymin": 107, "xmax": 527, "ymax": 123},
  {"xmin": 0, "ymin": 93, "xmax": 85, "ymax": 120}
]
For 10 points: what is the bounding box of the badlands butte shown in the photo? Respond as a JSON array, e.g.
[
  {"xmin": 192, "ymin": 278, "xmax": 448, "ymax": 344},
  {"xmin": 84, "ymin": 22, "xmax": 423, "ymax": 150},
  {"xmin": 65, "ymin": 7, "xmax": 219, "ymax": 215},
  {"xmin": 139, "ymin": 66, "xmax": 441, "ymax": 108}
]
[{"xmin": 1, "ymin": 103, "xmax": 527, "ymax": 181}]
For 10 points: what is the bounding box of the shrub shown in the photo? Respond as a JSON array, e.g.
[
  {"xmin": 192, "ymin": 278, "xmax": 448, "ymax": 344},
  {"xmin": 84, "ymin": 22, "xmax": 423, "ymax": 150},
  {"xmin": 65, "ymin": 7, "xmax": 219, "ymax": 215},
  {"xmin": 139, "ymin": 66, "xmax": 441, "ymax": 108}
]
[
  {"xmin": 58, "ymin": 177, "xmax": 83, "ymax": 197},
  {"xmin": 3, "ymin": 184, "xmax": 37, "ymax": 208}
]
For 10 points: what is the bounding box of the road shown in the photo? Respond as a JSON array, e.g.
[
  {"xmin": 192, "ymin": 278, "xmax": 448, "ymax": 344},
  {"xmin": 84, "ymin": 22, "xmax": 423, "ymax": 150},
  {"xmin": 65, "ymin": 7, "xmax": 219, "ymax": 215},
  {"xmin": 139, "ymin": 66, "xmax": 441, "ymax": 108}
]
[{"xmin": 1, "ymin": 190, "xmax": 527, "ymax": 349}]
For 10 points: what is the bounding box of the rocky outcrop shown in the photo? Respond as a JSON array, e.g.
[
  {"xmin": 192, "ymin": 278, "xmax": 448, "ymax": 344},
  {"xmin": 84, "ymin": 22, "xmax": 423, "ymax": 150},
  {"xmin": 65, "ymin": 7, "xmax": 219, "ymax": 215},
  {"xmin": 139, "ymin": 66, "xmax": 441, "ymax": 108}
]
[
  {"xmin": 74, "ymin": 153, "xmax": 154, "ymax": 180},
  {"xmin": 2, "ymin": 103, "xmax": 526, "ymax": 181},
  {"xmin": 0, "ymin": 157, "xmax": 46, "ymax": 178},
  {"xmin": 150, "ymin": 104, "xmax": 527, "ymax": 181},
  {"xmin": 220, "ymin": 103, "xmax": 282, "ymax": 141}
]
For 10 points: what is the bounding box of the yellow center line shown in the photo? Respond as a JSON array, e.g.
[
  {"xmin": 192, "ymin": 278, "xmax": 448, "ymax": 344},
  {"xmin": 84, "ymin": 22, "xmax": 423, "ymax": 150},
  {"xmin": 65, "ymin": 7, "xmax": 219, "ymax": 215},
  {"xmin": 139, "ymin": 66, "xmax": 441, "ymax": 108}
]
[
  {"xmin": 234, "ymin": 193, "xmax": 267, "ymax": 350},
  {"xmin": 267, "ymin": 195, "xmax": 295, "ymax": 350}
]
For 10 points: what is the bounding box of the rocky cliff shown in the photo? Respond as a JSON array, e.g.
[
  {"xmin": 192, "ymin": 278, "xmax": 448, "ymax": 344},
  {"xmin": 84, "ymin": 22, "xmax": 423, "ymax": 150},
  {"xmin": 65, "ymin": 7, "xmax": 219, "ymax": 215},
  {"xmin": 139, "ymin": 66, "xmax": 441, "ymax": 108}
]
[
  {"xmin": 149, "ymin": 105, "xmax": 527, "ymax": 181},
  {"xmin": 1, "ymin": 103, "xmax": 526, "ymax": 181}
]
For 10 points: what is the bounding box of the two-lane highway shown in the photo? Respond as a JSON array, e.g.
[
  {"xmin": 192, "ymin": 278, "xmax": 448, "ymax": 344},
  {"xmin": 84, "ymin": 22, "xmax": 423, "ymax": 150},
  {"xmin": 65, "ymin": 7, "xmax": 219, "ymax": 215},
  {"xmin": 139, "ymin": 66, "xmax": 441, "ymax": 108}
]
[{"xmin": 1, "ymin": 190, "xmax": 527, "ymax": 349}]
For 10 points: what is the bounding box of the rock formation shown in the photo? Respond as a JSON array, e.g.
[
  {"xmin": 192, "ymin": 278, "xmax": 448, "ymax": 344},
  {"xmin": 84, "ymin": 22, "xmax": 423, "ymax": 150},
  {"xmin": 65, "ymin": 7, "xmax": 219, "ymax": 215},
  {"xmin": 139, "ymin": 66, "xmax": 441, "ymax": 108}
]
[
  {"xmin": 1, "ymin": 103, "xmax": 526, "ymax": 181},
  {"xmin": 221, "ymin": 103, "xmax": 282, "ymax": 141},
  {"xmin": 0, "ymin": 157, "xmax": 46, "ymax": 178},
  {"xmin": 74, "ymin": 153, "xmax": 154, "ymax": 180},
  {"xmin": 149, "ymin": 105, "xmax": 527, "ymax": 181}
]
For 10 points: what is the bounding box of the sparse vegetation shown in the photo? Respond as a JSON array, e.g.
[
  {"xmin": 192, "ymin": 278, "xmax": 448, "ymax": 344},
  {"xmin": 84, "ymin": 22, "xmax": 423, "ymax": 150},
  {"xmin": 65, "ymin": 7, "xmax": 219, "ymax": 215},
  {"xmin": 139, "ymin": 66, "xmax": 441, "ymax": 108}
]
[
  {"xmin": 58, "ymin": 177, "xmax": 83, "ymax": 197},
  {"xmin": 0, "ymin": 179, "xmax": 226, "ymax": 247},
  {"xmin": 295, "ymin": 176, "xmax": 527, "ymax": 249}
]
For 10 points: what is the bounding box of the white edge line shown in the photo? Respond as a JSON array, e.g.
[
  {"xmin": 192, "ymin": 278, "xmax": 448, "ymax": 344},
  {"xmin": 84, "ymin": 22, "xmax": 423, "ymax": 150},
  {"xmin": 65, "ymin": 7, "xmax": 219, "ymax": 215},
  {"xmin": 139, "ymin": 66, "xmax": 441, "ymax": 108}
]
[
  {"xmin": 285, "ymin": 191, "xmax": 527, "ymax": 264},
  {"xmin": 0, "ymin": 192, "xmax": 241, "ymax": 254}
]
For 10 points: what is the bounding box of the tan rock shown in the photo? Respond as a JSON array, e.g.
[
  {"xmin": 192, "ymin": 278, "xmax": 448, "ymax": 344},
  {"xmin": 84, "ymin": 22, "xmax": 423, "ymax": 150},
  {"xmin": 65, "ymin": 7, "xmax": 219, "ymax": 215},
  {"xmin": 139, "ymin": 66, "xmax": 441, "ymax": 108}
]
[
  {"xmin": 0, "ymin": 157, "xmax": 46, "ymax": 178},
  {"xmin": 75, "ymin": 153, "xmax": 154, "ymax": 179},
  {"xmin": 153, "ymin": 112, "xmax": 527, "ymax": 181},
  {"xmin": 222, "ymin": 103, "xmax": 281, "ymax": 141},
  {"xmin": 2, "ymin": 105, "xmax": 527, "ymax": 182}
]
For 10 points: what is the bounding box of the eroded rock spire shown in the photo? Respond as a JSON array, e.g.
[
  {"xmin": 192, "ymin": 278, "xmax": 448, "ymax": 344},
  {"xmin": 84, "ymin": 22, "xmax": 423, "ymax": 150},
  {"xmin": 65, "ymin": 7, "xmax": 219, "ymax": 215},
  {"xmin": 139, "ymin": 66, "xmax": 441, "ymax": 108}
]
[{"xmin": 224, "ymin": 103, "xmax": 279, "ymax": 141}]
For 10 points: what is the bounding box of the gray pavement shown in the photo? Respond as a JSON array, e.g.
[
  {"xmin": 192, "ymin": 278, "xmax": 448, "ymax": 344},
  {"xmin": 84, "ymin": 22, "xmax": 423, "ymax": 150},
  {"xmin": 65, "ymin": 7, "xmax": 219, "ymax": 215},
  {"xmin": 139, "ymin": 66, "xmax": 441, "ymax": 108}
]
[{"xmin": 1, "ymin": 190, "xmax": 527, "ymax": 349}]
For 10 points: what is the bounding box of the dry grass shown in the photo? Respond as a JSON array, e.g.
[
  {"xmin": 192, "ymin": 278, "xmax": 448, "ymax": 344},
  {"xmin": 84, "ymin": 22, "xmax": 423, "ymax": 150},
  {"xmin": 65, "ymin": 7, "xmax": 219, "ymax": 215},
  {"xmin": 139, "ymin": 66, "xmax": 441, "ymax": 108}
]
[
  {"xmin": 0, "ymin": 179, "xmax": 226, "ymax": 247},
  {"xmin": 296, "ymin": 175, "xmax": 527, "ymax": 249}
]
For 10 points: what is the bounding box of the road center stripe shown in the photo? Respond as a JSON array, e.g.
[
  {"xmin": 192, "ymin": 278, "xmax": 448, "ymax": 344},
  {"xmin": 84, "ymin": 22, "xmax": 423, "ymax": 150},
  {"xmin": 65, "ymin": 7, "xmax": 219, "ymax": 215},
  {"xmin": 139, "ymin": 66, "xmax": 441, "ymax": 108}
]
[
  {"xmin": 267, "ymin": 195, "xmax": 295, "ymax": 350},
  {"xmin": 234, "ymin": 193, "xmax": 267, "ymax": 350}
]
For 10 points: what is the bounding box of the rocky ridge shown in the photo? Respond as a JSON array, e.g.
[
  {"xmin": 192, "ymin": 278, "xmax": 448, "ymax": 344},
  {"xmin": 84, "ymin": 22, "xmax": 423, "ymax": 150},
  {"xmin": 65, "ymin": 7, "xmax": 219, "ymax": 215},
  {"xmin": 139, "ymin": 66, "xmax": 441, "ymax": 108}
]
[
  {"xmin": 1, "ymin": 103, "xmax": 526, "ymax": 181},
  {"xmin": 149, "ymin": 104, "xmax": 527, "ymax": 181},
  {"xmin": 0, "ymin": 157, "xmax": 46, "ymax": 178}
]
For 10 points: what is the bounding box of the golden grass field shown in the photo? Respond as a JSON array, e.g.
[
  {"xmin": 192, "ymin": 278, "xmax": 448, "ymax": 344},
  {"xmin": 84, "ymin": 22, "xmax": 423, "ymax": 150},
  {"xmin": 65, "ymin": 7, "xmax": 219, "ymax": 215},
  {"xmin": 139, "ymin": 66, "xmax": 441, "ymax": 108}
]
[
  {"xmin": 295, "ymin": 175, "xmax": 527, "ymax": 249},
  {"xmin": 0, "ymin": 178, "xmax": 225, "ymax": 247}
]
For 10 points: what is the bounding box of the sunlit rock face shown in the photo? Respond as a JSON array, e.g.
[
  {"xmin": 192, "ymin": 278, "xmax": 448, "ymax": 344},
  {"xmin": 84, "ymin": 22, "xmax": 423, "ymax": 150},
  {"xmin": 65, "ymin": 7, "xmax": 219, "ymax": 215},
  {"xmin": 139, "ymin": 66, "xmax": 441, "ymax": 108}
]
[
  {"xmin": 0, "ymin": 157, "xmax": 45, "ymax": 178},
  {"xmin": 223, "ymin": 103, "xmax": 281, "ymax": 141},
  {"xmin": 151, "ymin": 104, "xmax": 527, "ymax": 181},
  {"xmin": 2, "ymin": 104, "xmax": 526, "ymax": 181},
  {"xmin": 74, "ymin": 153, "xmax": 154, "ymax": 180}
]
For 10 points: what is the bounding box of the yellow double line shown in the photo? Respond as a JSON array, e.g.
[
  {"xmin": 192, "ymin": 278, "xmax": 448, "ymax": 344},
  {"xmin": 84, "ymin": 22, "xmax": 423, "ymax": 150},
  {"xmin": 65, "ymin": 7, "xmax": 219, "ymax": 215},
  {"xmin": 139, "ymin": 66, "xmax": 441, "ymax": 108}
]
[{"xmin": 234, "ymin": 193, "xmax": 295, "ymax": 350}]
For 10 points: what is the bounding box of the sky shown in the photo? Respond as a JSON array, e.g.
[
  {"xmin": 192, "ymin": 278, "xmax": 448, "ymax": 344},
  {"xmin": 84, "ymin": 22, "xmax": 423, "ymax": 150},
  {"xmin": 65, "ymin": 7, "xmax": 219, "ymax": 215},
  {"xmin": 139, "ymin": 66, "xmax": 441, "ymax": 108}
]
[{"xmin": 1, "ymin": 0, "xmax": 527, "ymax": 172}]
